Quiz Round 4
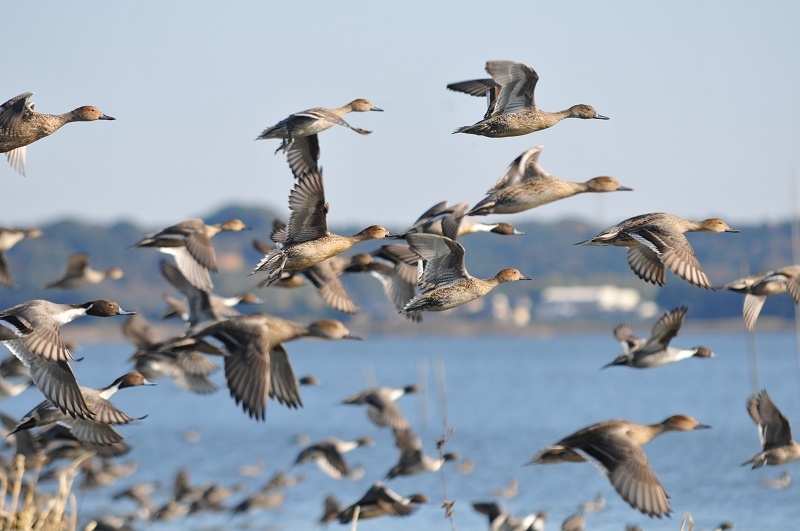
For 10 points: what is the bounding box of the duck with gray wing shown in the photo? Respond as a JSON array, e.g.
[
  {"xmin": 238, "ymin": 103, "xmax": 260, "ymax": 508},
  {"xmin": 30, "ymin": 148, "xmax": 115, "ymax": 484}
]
[
  {"xmin": 720, "ymin": 265, "xmax": 800, "ymax": 330},
  {"xmin": 131, "ymin": 218, "xmax": 249, "ymax": 292},
  {"xmin": 252, "ymin": 168, "xmax": 388, "ymax": 286},
  {"xmin": 257, "ymin": 98, "xmax": 382, "ymax": 179},
  {"xmin": 576, "ymin": 212, "xmax": 738, "ymax": 289},
  {"xmin": 468, "ymin": 146, "xmax": 631, "ymax": 216},
  {"xmin": 448, "ymin": 60, "xmax": 608, "ymax": 137},
  {"xmin": 401, "ymin": 234, "xmax": 530, "ymax": 317},
  {"xmin": 604, "ymin": 306, "xmax": 715, "ymax": 368},
  {"xmin": 0, "ymin": 299, "xmax": 134, "ymax": 419}
]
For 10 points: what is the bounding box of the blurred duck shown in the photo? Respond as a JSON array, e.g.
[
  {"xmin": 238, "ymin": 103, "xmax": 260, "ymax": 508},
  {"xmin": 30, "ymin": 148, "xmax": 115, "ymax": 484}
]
[
  {"xmin": 0, "ymin": 92, "xmax": 114, "ymax": 176},
  {"xmin": 401, "ymin": 234, "xmax": 530, "ymax": 317},
  {"xmin": 455, "ymin": 457, "xmax": 475, "ymax": 474},
  {"xmin": 292, "ymin": 437, "xmax": 372, "ymax": 479},
  {"xmin": 253, "ymin": 235, "xmax": 358, "ymax": 313},
  {"xmin": 529, "ymin": 414, "xmax": 711, "ymax": 518},
  {"xmin": 252, "ymin": 169, "xmax": 388, "ymax": 286},
  {"xmin": 604, "ymin": 306, "xmax": 715, "ymax": 369},
  {"xmin": 182, "ymin": 314, "xmax": 361, "ymax": 420},
  {"xmin": 759, "ymin": 470, "xmax": 791, "ymax": 489},
  {"xmin": 159, "ymin": 257, "xmax": 261, "ymax": 323},
  {"xmin": 256, "ymin": 98, "xmax": 382, "ymax": 179},
  {"xmin": 9, "ymin": 371, "xmax": 153, "ymax": 457},
  {"xmin": 448, "ymin": 60, "xmax": 608, "ymax": 137},
  {"xmin": 112, "ymin": 482, "xmax": 159, "ymax": 518},
  {"xmin": 0, "ymin": 227, "xmax": 42, "ymax": 286},
  {"xmin": 576, "ymin": 213, "xmax": 739, "ymax": 289},
  {"xmin": 131, "ymin": 218, "xmax": 249, "ymax": 291},
  {"xmin": 337, "ymin": 482, "xmax": 428, "ymax": 523},
  {"xmin": 231, "ymin": 489, "xmax": 285, "ymax": 515},
  {"xmin": 342, "ymin": 384, "xmax": 417, "ymax": 430},
  {"xmin": 161, "ymin": 291, "xmax": 261, "ymax": 322},
  {"xmin": 0, "ymin": 374, "xmax": 33, "ymax": 398},
  {"xmin": 343, "ymin": 245, "xmax": 422, "ymax": 321},
  {"xmin": 159, "ymin": 259, "xmax": 229, "ymax": 328},
  {"xmin": 385, "ymin": 427, "xmax": 460, "ymax": 479},
  {"xmin": 561, "ymin": 513, "xmax": 584, "ymax": 531},
  {"xmin": 720, "ymin": 265, "xmax": 800, "ymax": 330},
  {"xmin": 472, "ymin": 502, "xmax": 547, "ymax": 531},
  {"xmin": 490, "ymin": 477, "xmax": 519, "ymax": 499},
  {"xmin": 468, "ymin": 146, "xmax": 631, "ymax": 216},
  {"xmin": 0, "ymin": 299, "xmax": 134, "ymax": 419},
  {"xmin": 44, "ymin": 253, "xmax": 123, "ymax": 290},
  {"xmin": 122, "ymin": 313, "xmax": 219, "ymax": 394},
  {"xmin": 579, "ymin": 492, "xmax": 606, "ymax": 513},
  {"xmin": 743, "ymin": 390, "xmax": 800, "ymax": 468},
  {"xmin": 298, "ymin": 375, "xmax": 319, "ymax": 386},
  {"xmin": 319, "ymin": 494, "xmax": 343, "ymax": 524},
  {"xmin": 390, "ymin": 200, "xmax": 522, "ymax": 240}
]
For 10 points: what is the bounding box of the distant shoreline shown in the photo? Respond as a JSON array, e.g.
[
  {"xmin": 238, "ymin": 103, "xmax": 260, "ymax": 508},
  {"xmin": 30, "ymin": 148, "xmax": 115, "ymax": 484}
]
[{"xmin": 59, "ymin": 316, "xmax": 797, "ymax": 345}]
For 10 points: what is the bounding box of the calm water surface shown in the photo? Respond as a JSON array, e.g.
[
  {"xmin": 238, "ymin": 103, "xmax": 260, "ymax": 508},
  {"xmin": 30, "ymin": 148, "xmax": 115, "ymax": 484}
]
[{"xmin": 9, "ymin": 330, "xmax": 799, "ymax": 530}]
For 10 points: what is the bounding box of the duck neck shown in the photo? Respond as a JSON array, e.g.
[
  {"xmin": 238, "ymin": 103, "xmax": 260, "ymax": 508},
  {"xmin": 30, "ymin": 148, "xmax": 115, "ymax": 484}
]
[
  {"xmin": 54, "ymin": 304, "xmax": 91, "ymax": 326},
  {"xmin": 550, "ymin": 109, "xmax": 574, "ymax": 122},
  {"xmin": 336, "ymin": 440, "xmax": 359, "ymax": 453},
  {"xmin": 98, "ymin": 378, "xmax": 124, "ymax": 400},
  {"xmin": 333, "ymin": 103, "xmax": 354, "ymax": 116},
  {"xmin": 626, "ymin": 422, "xmax": 667, "ymax": 446},
  {"xmin": 670, "ymin": 347, "xmax": 698, "ymax": 362},
  {"xmin": 683, "ymin": 219, "xmax": 708, "ymax": 232},
  {"xmin": 206, "ymin": 224, "xmax": 224, "ymax": 238}
]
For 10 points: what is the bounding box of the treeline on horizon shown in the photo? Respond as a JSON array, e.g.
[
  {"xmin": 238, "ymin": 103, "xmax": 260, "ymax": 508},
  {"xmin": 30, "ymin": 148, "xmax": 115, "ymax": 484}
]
[{"xmin": 0, "ymin": 204, "xmax": 795, "ymax": 327}]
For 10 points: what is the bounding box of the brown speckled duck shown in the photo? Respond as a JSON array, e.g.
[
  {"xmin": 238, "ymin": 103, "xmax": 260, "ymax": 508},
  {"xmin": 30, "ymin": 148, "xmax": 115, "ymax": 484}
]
[{"xmin": 0, "ymin": 92, "xmax": 114, "ymax": 176}]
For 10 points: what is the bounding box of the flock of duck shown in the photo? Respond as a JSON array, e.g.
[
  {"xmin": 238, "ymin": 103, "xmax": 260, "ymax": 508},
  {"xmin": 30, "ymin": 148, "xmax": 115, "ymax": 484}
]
[{"xmin": 0, "ymin": 58, "xmax": 798, "ymax": 529}]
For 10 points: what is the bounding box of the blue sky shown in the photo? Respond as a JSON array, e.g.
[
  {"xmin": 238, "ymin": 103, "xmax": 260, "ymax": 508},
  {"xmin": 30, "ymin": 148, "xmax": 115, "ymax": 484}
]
[{"xmin": 4, "ymin": 1, "xmax": 799, "ymax": 231}]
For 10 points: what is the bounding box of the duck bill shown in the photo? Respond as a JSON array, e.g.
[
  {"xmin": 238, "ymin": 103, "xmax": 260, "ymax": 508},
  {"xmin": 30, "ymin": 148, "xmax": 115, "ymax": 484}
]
[
  {"xmin": 99, "ymin": 114, "xmax": 116, "ymax": 120},
  {"xmin": 725, "ymin": 228, "xmax": 740, "ymax": 233},
  {"xmin": 520, "ymin": 276, "xmax": 532, "ymax": 281},
  {"xmin": 370, "ymin": 107, "xmax": 384, "ymax": 112},
  {"xmin": 117, "ymin": 309, "xmax": 137, "ymax": 315},
  {"xmin": 694, "ymin": 423, "xmax": 712, "ymax": 430},
  {"xmin": 142, "ymin": 378, "xmax": 158, "ymax": 386},
  {"xmin": 593, "ymin": 114, "xmax": 610, "ymax": 120},
  {"xmin": 617, "ymin": 185, "xmax": 634, "ymax": 191},
  {"xmin": 343, "ymin": 332, "xmax": 364, "ymax": 340}
]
